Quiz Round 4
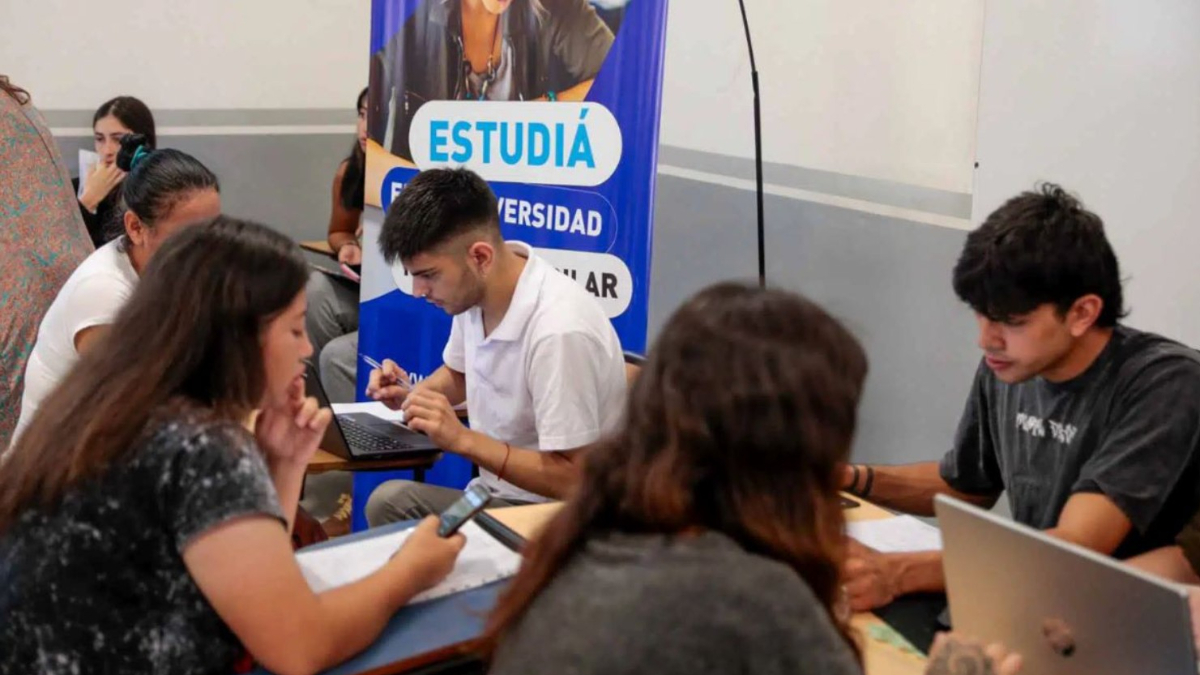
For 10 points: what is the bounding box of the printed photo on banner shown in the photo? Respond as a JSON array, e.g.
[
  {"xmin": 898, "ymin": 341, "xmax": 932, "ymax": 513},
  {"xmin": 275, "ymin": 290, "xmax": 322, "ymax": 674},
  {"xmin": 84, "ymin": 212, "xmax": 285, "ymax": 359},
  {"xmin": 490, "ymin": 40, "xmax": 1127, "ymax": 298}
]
[
  {"xmin": 355, "ymin": 0, "xmax": 662, "ymax": 491},
  {"xmin": 367, "ymin": 0, "xmax": 627, "ymax": 165}
]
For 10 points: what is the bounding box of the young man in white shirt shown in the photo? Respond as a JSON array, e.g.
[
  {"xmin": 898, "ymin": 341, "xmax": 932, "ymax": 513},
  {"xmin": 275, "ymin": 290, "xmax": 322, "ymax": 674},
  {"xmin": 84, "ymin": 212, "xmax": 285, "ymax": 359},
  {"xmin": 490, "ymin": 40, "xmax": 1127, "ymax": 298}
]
[{"xmin": 364, "ymin": 168, "xmax": 626, "ymax": 523}]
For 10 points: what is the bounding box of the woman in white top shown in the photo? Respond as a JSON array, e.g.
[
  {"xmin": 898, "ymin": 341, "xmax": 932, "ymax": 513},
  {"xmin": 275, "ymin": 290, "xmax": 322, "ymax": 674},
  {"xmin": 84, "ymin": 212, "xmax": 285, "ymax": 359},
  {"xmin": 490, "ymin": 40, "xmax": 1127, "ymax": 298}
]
[{"xmin": 13, "ymin": 135, "xmax": 221, "ymax": 442}]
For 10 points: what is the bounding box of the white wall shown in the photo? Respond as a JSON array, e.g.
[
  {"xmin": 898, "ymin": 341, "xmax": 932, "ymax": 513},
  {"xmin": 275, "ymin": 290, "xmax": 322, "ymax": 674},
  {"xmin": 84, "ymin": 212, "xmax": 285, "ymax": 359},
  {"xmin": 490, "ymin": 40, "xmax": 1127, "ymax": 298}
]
[
  {"xmin": 972, "ymin": 0, "xmax": 1200, "ymax": 347},
  {"xmin": 1, "ymin": 0, "xmax": 368, "ymax": 110},
  {"xmin": 4, "ymin": 0, "xmax": 985, "ymax": 195},
  {"xmin": 661, "ymin": 0, "xmax": 986, "ymax": 193}
]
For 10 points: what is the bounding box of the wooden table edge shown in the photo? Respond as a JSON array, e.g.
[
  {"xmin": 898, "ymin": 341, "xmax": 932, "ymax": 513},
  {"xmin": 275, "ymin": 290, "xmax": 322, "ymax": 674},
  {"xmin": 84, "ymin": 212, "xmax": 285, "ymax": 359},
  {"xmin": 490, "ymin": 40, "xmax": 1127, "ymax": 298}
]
[{"xmin": 306, "ymin": 449, "xmax": 442, "ymax": 474}]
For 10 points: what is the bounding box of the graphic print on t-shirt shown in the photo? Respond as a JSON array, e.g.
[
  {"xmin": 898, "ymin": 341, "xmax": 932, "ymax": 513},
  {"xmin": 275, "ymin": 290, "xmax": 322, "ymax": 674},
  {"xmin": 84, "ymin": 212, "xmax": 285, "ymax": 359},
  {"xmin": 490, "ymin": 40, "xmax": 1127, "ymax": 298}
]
[{"xmin": 1015, "ymin": 412, "xmax": 1079, "ymax": 445}]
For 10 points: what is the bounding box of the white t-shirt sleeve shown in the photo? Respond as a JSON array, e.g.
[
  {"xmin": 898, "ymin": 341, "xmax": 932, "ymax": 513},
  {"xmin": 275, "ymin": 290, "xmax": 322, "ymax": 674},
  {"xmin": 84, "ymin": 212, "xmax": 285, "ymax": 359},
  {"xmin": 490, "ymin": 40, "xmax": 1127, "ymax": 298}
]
[
  {"xmin": 443, "ymin": 314, "xmax": 466, "ymax": 372},
  {"xmin": 527, "ymin": 331, "xmax": 612, "ymax": 451},
  {"xmin": 60, "ymin": 272, "xmax": 132, "ymax": 352}
]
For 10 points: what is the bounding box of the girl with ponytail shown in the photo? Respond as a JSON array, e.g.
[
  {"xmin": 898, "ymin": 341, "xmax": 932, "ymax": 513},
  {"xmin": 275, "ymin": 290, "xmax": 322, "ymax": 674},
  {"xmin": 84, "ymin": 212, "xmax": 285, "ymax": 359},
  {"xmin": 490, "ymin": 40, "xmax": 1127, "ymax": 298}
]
[{"xmin": 11, "ymin": 135, "xmax": 221, "ymax": 444}]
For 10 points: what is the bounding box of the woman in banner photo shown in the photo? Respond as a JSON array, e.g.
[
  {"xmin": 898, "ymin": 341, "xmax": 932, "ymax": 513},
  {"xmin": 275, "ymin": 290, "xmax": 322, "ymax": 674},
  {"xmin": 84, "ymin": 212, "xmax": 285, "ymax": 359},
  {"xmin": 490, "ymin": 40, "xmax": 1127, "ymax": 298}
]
[
  {"xmin": 0, "ymin": 217, "xmax": 465, "ymax": 675},
  {"xmin": 369, "ymin": 0, "xmax": 616, "ymax": 162},
  {"xmin": 72, "ymin": 96, "xmax": 158, "ymax": 249}
]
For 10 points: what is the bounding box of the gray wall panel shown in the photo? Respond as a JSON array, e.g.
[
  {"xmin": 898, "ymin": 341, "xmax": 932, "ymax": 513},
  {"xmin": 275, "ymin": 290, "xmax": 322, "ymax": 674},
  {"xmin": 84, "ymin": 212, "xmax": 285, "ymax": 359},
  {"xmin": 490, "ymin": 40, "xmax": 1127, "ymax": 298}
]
[{"xmin": 648, "ymin": 175, "xmax": 980, "ymax": 465}]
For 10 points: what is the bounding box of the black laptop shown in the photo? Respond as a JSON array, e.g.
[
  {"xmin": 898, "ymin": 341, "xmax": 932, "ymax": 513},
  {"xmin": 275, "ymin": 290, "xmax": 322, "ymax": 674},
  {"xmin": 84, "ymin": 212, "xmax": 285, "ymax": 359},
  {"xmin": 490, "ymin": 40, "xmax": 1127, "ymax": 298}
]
[{"xmin": 304, "ymin": 365, "xmax": 440, "ymax": 460}]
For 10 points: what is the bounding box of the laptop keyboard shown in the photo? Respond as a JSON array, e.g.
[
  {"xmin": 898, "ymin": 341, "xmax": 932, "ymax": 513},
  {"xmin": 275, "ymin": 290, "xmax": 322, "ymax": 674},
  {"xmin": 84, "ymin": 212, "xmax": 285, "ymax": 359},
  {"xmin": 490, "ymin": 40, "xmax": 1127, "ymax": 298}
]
[{"xmin": 340, "ymin": 418, "xmax": 419, "ymax": 454}]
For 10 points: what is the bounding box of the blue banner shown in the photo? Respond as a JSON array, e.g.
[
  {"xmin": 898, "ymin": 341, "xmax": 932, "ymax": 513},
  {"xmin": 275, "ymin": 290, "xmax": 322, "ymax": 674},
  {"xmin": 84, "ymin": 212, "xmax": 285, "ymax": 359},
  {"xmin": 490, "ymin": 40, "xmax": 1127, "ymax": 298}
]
[{"xmin": 357, "ymin": 0, "xmax": 669, "ymax": 492}]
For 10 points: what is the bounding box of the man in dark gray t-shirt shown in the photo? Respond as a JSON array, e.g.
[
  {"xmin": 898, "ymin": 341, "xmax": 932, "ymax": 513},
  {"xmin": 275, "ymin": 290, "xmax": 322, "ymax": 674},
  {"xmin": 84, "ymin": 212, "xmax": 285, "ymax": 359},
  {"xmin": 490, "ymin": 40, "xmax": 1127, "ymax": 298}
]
[
  {"xmin": 839, "ymin": 184, "xmax": 1200, "ymax": 612},
  {"xmin": 943, "ymin": 325, "xmax": 1200, "ymax": 559}
]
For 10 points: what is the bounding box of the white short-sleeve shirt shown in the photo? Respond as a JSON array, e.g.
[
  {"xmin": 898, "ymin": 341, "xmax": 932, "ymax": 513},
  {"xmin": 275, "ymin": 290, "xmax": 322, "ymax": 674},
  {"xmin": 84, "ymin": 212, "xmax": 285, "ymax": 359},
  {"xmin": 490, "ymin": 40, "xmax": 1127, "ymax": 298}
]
[
  {"xmin": 13, "ymin": 240, "xmax": 138, "ymax": 442},
  {"xmin": 444, "ymin": 241, "xmax": 626, "ymax": 502}
]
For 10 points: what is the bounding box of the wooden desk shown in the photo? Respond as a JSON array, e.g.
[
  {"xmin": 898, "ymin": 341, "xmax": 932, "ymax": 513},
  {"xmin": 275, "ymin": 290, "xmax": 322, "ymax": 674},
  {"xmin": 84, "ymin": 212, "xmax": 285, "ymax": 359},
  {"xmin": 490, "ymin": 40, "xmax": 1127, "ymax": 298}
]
[
  {"xmin": 487, "ymin": 499, "xmax": 929, "ymax": 675},
  {"xmin": 301, "ymin": 240, "xmax": 336, "ymax": 257},
  {"xmin": 844, "ymin": 499, "xmax": 929, "ymax": 675},
  {"xmin": 486, "ymin": 502, "xmax": 560, "ymax": 538},
  {"xmin": 306, "ymin": 449, "xmax": 441, "ymax": 482},
  {"xmin": 307, "ymin": 449, "xmax": 441, "ymax": 475}
]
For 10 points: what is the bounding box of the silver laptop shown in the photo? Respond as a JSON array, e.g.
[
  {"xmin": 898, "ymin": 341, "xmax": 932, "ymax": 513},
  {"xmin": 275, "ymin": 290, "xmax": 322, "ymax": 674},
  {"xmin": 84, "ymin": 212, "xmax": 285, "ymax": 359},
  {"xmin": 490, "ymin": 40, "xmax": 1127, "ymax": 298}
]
[{"xmin": 936, "ymin": 494, "xmax": 1196, "ymax": 675}]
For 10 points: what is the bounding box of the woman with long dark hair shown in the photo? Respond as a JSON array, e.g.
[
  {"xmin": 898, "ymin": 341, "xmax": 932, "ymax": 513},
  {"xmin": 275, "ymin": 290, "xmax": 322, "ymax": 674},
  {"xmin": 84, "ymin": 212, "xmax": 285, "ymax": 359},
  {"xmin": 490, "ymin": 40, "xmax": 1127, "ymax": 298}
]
[
  {"xmin": 303, "ymin": 86, "xmax": 369, "ymax": 533},
  {"xmin": 72, "ymin": 95, "xmax": 158, "ymax": 248},
  {"xmin": 306, "ymin": 88, "xmax": 368, "ymax": 406},
  {"xmin": 484, "ymin": 282, "xmax": 869, "ymax": 674},
  {"xmin": 0, "ymin": 217, "xmax": 465, "ymax": 674},
  {"xmin": 12, "ymin": 134, "xmax": 221, "ymax": 444},
  {"xmin": 482, "ymin": 282, "xmax": 1022, "ymax": 675},
  {"xmin": 0, "ymin": 74, "xmax": 92, "ymax": 450},
  {"xmin": 328, "ymin": 87, "xmax": 368, "ymax": 264}
]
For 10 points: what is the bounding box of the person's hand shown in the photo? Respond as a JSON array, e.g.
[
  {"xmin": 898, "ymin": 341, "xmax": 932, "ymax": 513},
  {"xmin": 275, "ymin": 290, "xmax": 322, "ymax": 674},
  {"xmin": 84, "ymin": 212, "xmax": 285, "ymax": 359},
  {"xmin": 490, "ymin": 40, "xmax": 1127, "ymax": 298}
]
[
  {"xmin": 255, "ymin": 375, "xmax": 331, "ymax": 468},
  {"xmin": 337, "ymin": 242, "xmax": 362, "ymax": 266},
  {"xmin": 402, "ymin": 390, "xmax": 468, "ymax": 452},
  {"xmin": 925, "ymin": 633, "xmax": 1022, "ymax": 675},
  {"xmin": 389, "ymin": 516, "xmax": 466, "ymax": 592},
  {"xmin": 839, "ymin": 464, "xmax": 857, "ymax": 490},
  {"xmin": 365, "ymin": 358, "xmax": 414, "ymax": 410},
  {"xmin": 79, "ymin": 162, "xmax": 126, "ymax": 212},
  {"xmin": 843, "ymin": 539, "xmax": 900, "ymax": 611}
]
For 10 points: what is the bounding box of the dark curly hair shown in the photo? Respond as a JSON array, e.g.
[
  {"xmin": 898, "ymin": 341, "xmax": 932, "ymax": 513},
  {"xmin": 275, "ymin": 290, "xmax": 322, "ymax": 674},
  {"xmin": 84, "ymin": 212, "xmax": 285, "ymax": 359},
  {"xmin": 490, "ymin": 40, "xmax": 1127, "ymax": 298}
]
[{"xmin": 953, "ymin": 182, "xmax": 1125, "ymax": 327}]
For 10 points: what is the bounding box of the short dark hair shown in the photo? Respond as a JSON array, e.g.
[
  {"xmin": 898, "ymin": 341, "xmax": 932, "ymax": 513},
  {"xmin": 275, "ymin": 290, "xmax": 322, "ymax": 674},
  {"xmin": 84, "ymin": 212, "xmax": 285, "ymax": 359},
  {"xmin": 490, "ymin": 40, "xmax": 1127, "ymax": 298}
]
[
  {"xmin": 379, "ymin": 167, "xmax": 499, "ymax": 263},
  {"xmin": 952, "ymin": 183, "xmax": 1125, "ymax": 327}
]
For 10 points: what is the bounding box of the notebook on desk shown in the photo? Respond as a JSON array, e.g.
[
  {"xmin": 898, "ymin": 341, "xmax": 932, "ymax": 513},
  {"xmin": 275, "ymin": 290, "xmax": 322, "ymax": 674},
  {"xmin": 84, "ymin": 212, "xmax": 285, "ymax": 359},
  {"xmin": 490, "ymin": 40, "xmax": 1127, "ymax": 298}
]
[
  {"xmin": 295, "ymin": 518, "xmax": 523, "ymax": 602},
  {"xmin": 252, "ymin": 513, "xmax": 524, "ymax": 675}
]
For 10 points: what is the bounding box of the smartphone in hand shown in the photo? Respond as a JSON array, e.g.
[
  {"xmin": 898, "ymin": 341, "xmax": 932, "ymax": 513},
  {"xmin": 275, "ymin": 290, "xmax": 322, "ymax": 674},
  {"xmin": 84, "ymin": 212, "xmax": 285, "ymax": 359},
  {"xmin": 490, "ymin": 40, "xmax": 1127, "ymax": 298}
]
[{"xmin": 437, "ymin": 484, "xmax": 493, "ymax": 537}]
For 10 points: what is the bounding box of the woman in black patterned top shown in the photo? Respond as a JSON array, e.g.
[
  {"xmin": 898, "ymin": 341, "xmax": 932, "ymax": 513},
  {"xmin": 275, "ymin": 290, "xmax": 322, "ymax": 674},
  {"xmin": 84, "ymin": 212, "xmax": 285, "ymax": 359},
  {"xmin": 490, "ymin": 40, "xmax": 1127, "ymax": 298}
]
[{"xmin": 0, "ymin": 217, "xmax": 465, "ymax": 675}]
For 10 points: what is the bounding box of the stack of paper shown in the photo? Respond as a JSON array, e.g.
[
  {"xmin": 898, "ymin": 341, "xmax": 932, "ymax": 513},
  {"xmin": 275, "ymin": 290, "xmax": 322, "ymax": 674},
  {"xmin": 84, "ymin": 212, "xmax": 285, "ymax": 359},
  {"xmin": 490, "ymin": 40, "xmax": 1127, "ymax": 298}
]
[
  {"xmin": 847, "ymin": 515, "xmax": 943, "ymax": 553},
  {"xmin": 296, "ymin": 520, "xmax": 521, "ymax": 604},
  {"xmin": 77, "ymin": 149, "xmax": 99, "ymax": 197},
  {"xmin": 331, "ymin": 401, "xmax": 406, "ymax": 424}
]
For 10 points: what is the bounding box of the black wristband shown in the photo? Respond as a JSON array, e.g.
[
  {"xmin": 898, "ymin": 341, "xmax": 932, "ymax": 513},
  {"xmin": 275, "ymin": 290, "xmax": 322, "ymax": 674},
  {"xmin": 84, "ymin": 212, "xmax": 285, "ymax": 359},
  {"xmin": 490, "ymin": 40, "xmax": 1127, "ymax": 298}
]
[
  {"xmin": 849, "ymin": 464, "xmax": 862, "ymax": 494},
  {"xmin": 862, "ymin": 466, "xmax": 875, "ymax": 499}
]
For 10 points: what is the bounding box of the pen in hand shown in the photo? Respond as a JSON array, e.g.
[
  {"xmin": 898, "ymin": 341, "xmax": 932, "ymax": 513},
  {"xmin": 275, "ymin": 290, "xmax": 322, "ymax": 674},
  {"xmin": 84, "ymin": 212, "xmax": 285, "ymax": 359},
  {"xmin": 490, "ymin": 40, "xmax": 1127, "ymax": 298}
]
[{"xmin": 363, "ymin": 355, "xmax": 413, "ymax": 392}]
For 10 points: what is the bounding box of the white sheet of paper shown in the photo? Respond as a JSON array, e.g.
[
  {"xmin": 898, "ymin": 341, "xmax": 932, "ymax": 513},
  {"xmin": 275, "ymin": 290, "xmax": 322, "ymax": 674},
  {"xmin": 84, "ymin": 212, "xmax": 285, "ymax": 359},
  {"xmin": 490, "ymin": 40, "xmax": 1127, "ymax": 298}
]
[
  {"xmin": 77, "ymin": 149, "xmax": 99, "ymax": 197},
  {"xmin": 331, "ymin": 401, "xmax": 405, "ymax": 424},
  {"xmin": 295, "ymin": 520, "xmax": 521, "ymax": 604},
  {"xmin": 847, "ymin": 515, "xmax": 943, "ymax": 553}
]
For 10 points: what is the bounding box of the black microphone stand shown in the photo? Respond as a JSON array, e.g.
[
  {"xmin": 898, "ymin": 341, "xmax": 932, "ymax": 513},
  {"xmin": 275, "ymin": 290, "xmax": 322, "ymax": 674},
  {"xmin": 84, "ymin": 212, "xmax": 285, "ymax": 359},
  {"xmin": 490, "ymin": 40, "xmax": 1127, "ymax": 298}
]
[{"xmin": 736, "ymin": 0, "xmax": 767, "ymax": 287}]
